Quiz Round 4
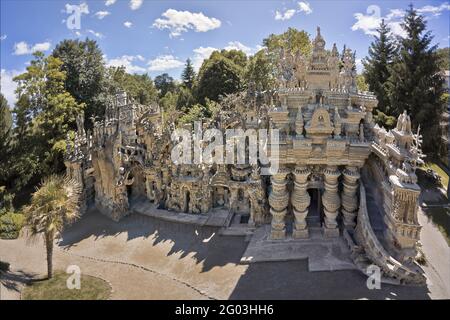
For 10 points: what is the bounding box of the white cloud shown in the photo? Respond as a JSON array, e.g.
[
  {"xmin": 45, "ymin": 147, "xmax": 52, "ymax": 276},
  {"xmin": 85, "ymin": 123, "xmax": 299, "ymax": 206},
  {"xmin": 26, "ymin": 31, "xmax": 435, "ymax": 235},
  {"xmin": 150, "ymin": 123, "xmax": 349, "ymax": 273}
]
[
  {"xmin": 274, "ymin": 2, "xmax": 312, "ymax": 21},
  {"xmin": 0, "ymin": 34, "xmax": 6, "ymax": 41},
  {"xmin": 388, "ymin": 21, "xmax": 407, "ymax": 38},
  {"xmin": 147, "ymin": 55, "xmax": 184, "ymax": 72},
  {"xmin": 106, "ymin": 55, "xmax": 146, "ymax": 74},
  {"xmin": 192, "ymin": 46, "xmax": 217, "ymax": 70},
  {"xmin": 65, "ymin": 2, "xmax": 89, "ymax": 15},
  {"xmin": 129, "ymin": 0, "xmax": 143, "ymax": 11},
  {"xmin": 355, "ymin": 58, "xmax": 363, "ymax": 74},
  {"xmin": 13, "ymin": 41, "xmax": 51, "ymax": 55},
  {"xmin": 417, "ymin": 3, "xmax": 450, "ymax": 16},
  {"xmin": 87, "ymin": 29, "xmax": 104, "ymax": 38},
  {"xmin": 298, "ymin": 1, "xmax": 312, "ymax": 15},
  {"xmin": 191, "ymin": 42, "xmax": 259, "ymax": 71},
  {"xmin": 224, "ymin": 41, "xmax": 252, "ymax": 55},
  {"xmin": 95, "ymin": 11, "xmax": 110, "ymax": 19},
  {"xmin": 105, "ymin": 0, "xmax": 116, "ymax": 6},
  {"xmin": 351, "ymin": 14, "xmax": 380, "ymax": 36},
  {"xmin": 124, "ymin": 21, "xmax": 133, "ymax": 28},
  {"xmin": 275, "ymin": 9, "xmax": 296, "ymax": 21},
  {"xmin": 352, "ymin": 3, "xmax": 450, "ymax": 38},
  {"xmin": 1, "ymin": 69, "xmax": 23, "ymax": 107},
  {"xmin": 153, "ymin": 9, "xmax": 221, "ymax": 37}
]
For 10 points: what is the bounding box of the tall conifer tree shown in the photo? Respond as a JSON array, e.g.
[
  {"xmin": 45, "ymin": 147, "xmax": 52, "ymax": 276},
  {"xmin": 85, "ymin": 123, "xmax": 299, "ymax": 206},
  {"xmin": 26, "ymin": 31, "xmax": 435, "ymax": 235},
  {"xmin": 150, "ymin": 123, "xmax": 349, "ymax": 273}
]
[
  {"xmin": 363, "ymin": 19, "xmax": 397, "ymax": 114},
  {"xmin": 387, "ymin": 5, "xmax": 446, "ymax": 156}
]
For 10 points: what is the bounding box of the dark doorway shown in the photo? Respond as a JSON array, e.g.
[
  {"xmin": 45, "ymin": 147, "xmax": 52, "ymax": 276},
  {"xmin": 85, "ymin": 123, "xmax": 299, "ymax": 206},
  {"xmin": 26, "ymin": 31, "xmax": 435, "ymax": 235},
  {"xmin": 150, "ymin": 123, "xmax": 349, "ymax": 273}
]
[
  {"xmin": 184, "ymin": 191, "xmax": 190, "ymax": 213},
  {"xmin": 306, "ymin": 188, "xmax": 323, "ymax": 227}
]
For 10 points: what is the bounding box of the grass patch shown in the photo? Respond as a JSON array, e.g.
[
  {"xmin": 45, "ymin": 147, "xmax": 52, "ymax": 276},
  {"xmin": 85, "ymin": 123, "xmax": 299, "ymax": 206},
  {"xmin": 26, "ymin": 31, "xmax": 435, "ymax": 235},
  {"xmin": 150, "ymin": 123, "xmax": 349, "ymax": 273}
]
[
  {"xmin": 22, "ymin": 271, "xmax": 111, "ymax": 300},
  {"xmin": 421, "ymin": 162, "xmax": 449, "ymax": 190},
  {"xmin": 422, "ymin": 206, "xmax": 450, "ymax": 246}
]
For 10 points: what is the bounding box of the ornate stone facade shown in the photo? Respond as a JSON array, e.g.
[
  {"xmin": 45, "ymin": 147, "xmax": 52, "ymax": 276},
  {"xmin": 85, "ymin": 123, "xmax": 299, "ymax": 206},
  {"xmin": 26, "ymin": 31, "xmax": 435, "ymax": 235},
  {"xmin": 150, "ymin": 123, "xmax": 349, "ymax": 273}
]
[{"xmin": 65, "ymin": 27, "xmax": 426, "ymax": 284}]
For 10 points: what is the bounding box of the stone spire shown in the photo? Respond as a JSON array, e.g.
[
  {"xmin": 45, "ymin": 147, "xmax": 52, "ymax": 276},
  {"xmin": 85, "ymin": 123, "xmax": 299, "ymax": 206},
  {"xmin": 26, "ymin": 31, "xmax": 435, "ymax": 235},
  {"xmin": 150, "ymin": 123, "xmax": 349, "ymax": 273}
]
[{"xmin": 310, "ymin": 26, "xmax": 328, "ymax": 71}]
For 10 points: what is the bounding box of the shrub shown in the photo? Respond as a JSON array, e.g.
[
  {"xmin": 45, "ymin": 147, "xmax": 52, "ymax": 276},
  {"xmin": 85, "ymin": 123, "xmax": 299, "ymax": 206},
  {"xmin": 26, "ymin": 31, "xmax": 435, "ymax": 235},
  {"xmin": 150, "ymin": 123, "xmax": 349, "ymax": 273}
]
[
  {"xmin": 0, "ymin": 211, "xmax": 25, "ymax": 239},
  {"xmin": 374, "ymin": 110, "xmax": 396, "ymax": 130}
]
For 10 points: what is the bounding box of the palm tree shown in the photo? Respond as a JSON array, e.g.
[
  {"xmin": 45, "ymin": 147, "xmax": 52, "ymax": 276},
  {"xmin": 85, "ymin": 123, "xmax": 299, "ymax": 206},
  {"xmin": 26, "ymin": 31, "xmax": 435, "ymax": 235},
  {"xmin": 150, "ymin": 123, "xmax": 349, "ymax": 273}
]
[{"xmin": 24, "ymin": 175, "xmax": 81, "ymax": 279}]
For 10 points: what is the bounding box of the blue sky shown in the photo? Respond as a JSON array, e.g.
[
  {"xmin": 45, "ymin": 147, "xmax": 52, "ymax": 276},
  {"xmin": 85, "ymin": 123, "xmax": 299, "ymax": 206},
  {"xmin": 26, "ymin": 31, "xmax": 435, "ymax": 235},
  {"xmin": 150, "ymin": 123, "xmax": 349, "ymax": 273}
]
[{"xmin": 1, "ymin": 0, "xmax": 449, "ymax": 106}]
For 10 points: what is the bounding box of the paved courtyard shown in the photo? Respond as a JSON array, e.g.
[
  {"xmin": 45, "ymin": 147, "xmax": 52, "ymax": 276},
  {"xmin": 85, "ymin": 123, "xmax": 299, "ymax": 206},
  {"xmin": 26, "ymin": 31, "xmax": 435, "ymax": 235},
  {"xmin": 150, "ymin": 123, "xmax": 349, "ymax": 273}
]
[{"xmin": 1, "ymin": 208, "xmax": 449, "ymax": 300}]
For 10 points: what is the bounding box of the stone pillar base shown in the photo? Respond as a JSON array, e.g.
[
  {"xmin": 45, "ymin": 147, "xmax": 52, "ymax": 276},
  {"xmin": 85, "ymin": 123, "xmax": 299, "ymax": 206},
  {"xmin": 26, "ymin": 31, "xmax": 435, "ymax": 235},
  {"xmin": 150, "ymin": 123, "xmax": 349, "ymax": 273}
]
[
  {"xmin": 270, "ymin": 229, "xmax": 286, "ymax": 240},
  {"xmin": 293, "ymin": 228, "xmax": 309, "ymax": 239},
  {"xmin": 343, "ymin": 221, "xmax": 356, "ymax": 230},
  {"xmin": 323, "ymin": 227, "xmax": 339, "ymax": 238}
]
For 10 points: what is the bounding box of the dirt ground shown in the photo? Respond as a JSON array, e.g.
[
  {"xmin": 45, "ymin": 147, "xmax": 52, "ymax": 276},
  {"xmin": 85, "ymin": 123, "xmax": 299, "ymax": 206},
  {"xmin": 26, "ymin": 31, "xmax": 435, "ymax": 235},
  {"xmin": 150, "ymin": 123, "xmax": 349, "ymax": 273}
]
[{"xmin": 1, "ymin": 208, "xmax": 449, "ymax": 300}]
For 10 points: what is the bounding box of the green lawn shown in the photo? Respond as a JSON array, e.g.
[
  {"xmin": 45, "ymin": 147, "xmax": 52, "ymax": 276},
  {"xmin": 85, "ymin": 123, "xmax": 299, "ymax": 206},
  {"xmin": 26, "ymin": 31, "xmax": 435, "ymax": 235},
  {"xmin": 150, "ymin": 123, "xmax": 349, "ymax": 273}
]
[
  {"xmin": 422, "ymin": 162, "xmax": 449, "ymax": 191},
  {"xmin": 22, "ymin": 271, "xmax": 111, "ymax": 300}
]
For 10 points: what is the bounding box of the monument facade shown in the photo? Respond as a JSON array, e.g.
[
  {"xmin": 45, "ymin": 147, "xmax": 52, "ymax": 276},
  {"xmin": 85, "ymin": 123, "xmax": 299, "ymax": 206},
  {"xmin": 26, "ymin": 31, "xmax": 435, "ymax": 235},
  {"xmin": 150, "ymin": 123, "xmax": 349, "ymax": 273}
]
[{"xmin": 65, "ymin": 28, "xmax": 426, "ymax": 284}]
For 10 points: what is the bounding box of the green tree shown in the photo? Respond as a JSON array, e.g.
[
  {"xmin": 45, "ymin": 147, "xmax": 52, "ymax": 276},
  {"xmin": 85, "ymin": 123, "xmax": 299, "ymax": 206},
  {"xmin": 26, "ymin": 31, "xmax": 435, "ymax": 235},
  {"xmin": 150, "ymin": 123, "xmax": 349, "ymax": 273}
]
[
  {"xmin": 196, "ymin": 51, "xmax": 244, "ymax": 103},
  {"xmin": 154, "ymin": 73, "xmax": 176, "ymax": 98},
  {"xmin": 176, "ymin": 85, "xmax": 195, "ymax": 110},
  {"xmin": 220, "ymin": 49, "xmax": 248, "ymax": 69},
  {"xmin": 363, "ymin": 19, "xmax": 397, "ymax": 114},
  {"xmin": 245, "ymin": 49, "xmax": 275, "ymax": 92},
  {"xmin": 52, "ymin": 39, "xmax": 106, "ymax": 127},
  {"xmin": 436, "ymin": 47, "xmax": 449, "ymax": 71},
  {"xmin": 105, "ymin": 67, "xmax": 158, "ymax": 105},
  {"xmin": 12, "ymin": 52, "xmax": 84, "ymax": 190},
  {"xmin": 263, "ymin": 27, "xmax": 312, "ymax": 57},
  {"xmin": 181, "ymin": 58, "xmax": 196, "ymax": 89},
  {"xmin": 261, "ymin": 28, "xmax": 312, "ymax": 90},
  {"xmin": 387, "ymin": 5, "xmax": 446, "ymax": 156},
  {"xmin": 0, "ymin": 94, "xmax": 13, "ymax": 193},
  {"xmin": 24, "ymin": 175, "xmax": 81, "ymax": 279},
  {"xmin": 356, "ymin": 74, "xmax": 369, "ymax": 92}
]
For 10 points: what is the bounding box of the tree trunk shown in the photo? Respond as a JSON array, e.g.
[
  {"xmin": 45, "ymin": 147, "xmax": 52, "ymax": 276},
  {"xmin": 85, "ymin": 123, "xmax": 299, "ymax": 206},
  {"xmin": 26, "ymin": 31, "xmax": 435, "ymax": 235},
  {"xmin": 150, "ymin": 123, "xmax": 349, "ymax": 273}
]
[{"xmin": 45, "ymin": 232, "xmax": 54, "ymax": 279}]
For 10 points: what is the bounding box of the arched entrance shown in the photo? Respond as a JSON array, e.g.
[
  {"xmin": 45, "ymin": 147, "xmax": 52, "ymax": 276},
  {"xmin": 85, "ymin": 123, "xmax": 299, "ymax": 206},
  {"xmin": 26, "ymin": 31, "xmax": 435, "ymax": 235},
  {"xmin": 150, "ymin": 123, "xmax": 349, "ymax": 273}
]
[
  {"xmin": 212, "ymin": 186, "xmax": 229, "ymax": 208},
  {"xmin": 127, "ymin": 165, "xmax": 146, "ymax": 202}
]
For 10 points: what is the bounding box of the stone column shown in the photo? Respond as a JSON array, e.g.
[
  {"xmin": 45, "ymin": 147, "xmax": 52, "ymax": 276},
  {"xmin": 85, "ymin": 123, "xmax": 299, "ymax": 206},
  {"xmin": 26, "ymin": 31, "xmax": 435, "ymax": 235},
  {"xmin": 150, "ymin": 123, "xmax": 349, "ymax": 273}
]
[
  {"xmin": 291, "ymin": 166, "xmax": 311, "ymax": 238},
  {"xmin": 268, "ymin": 168, "xmax": 290, "ymax": 240},
  {"xmin": 322, "ymin": 166, "xmax": 341, "ymax": 237},
  {"xmin": 341, "ymin": 166, "xmax": 360, "ymax": 229}
]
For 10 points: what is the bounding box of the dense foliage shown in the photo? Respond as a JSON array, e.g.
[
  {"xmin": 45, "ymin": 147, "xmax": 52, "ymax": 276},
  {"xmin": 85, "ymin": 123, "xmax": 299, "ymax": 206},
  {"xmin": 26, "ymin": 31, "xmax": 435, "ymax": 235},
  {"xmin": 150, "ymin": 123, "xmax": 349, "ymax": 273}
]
[
  {"xmin": 363, "ymin": 20, "xmax": 397, "ymax": 115},
  {"xmin": 363, "ymin": 5, "xmax": 447, "ymax": 157}
]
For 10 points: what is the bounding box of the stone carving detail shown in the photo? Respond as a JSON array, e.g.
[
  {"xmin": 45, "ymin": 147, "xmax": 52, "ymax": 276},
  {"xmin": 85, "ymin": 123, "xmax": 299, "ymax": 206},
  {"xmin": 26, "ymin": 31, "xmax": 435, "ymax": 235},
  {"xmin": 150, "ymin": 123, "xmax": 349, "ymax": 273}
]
[{"xmin": 341, "ymin": 166, "xmax": 360, "ymax": 228}]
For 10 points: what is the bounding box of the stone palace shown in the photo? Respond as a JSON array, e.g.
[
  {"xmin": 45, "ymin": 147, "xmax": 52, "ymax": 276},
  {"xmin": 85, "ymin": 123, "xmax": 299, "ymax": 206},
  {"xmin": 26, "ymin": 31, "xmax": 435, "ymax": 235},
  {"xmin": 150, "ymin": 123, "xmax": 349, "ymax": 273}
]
[{"xmin": 65, "ymin": 27, "xmax": 426, "ymax": 285}]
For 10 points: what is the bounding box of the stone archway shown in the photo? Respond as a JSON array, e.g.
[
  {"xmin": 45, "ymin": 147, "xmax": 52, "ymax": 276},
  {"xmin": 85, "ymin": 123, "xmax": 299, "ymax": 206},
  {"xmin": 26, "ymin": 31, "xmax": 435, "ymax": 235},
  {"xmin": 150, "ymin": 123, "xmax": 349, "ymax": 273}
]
[
  {"xmin": 127, "ymin": 164, "xmax": 146, "ymax": 201},
  {"xmin": 212, "ymin": 186, "xmax": 229, "ymax": 209}
]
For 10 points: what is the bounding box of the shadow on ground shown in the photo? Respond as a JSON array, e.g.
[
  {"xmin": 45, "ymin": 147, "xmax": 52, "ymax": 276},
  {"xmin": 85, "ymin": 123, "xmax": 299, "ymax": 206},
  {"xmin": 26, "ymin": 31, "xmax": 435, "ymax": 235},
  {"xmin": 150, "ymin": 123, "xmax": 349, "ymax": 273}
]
[
  {"xmin": 229, "ymin": 261, "xmax": 431, "ymax": 300},
  {"xmin": 418, "ymin": 172, "xmax": 450, "ymax": 245},
  {"xmin": 58, "ymin": 209, "xmax": 247, "ymax": 273},
  {"xmin": 57, "ymin": 209, "xmax": 433, "ymax": 299},
  {"xmin": 0, "ymin": 269, "xmax": 36, "ymax": 293}
]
